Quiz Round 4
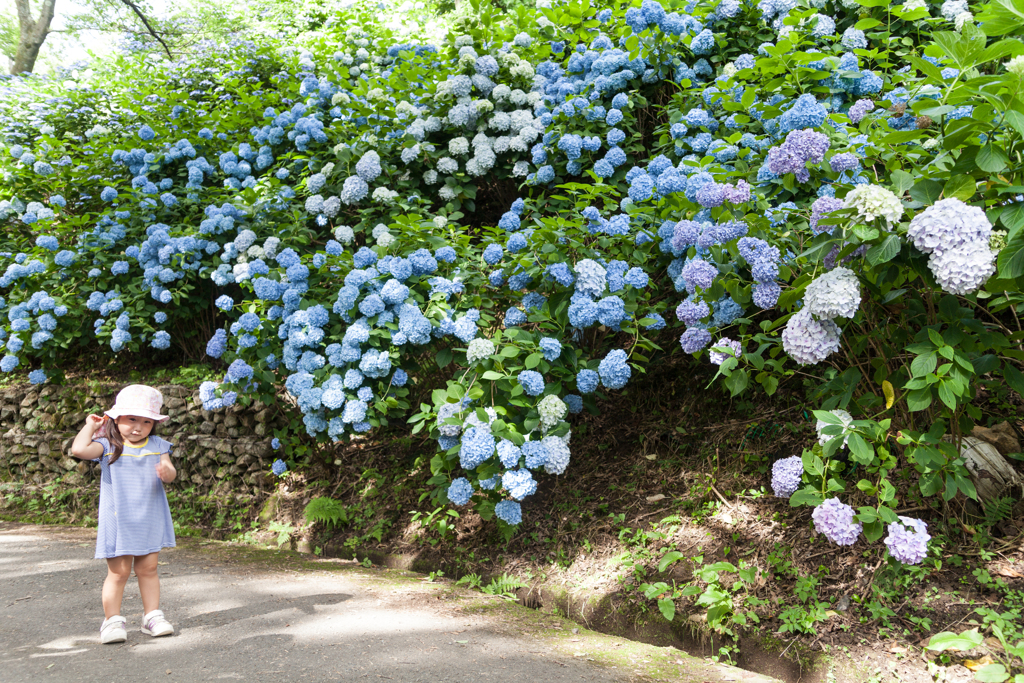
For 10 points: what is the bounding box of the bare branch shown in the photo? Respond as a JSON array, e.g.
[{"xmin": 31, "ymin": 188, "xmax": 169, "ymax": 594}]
[{"xmin": 116, "ymin": 0, "xmax": 172, "ymax": 59}]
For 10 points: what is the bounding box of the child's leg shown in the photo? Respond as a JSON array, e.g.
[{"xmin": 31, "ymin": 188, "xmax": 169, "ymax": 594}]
[
  {"xmin": 133, "ymin": 552, "xmax": 160, "ymax": 615},
  {"xmin": 102, "ymin": 556, "xmax": 133, "ymax": 618}
]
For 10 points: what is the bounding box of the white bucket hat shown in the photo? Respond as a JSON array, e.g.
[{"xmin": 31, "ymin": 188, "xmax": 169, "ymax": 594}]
[{"xmin": 104, "ymin": 385, "xmax": 169, "ymax": 422}]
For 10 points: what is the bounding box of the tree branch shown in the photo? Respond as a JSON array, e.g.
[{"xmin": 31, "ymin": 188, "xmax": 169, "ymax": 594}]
[{"xmin": 116, "ymin": 0, "xmax": 172, "ymax": 59}]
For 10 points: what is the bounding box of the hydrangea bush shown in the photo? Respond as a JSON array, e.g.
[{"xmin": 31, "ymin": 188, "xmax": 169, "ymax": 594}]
[{"xmin": 2, "ymin": 0, "xmax": 1024, "ymax": 546}]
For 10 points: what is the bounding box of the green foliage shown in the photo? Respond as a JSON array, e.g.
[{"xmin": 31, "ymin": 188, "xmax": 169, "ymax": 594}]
[
  {"xmin": 303, "ymin": 496, "xmax": 348, "ymax": 528},
  {"xmin": 480, "ymin": 572, "xmax": 527, "ymax": 598}
]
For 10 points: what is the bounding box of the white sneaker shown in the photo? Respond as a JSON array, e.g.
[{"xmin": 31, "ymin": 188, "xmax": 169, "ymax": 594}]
[
  {"xmin": 141, "ymin": 609, "xmax": 174, "ymax": 637},
  {"xmin": 100, "ymin": 615, "xmax": 127, "ymax": 644}
]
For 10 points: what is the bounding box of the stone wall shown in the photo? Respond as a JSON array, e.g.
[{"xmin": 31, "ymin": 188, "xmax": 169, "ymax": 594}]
[{"xmin": 0, "ymin": 382, "xmax": 286, "ymax": 493}]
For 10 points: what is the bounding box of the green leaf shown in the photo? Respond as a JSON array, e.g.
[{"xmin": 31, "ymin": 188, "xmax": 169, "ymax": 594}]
[
  {"xmin": 975, "ymin": 664, "xmax": 1010, "ymax": 683},
  {"xmin": 911, "ymin": 352, "xmax": 938, "ymax": 377},
  {"xmin": 998, "ymin": 234, "xmax": 1024, "ymax": 278},
  {"xmin": 890, "ymin": 169, "xmax": 915, "ymax": 197},
  {"xmin": 436, "ymin": 348, "xmax": 453, "ymax": 368},
  {"xmin": 977, "ymin": 144, "xmax": 1010, "ymax": 173},
  {"xmin": 659, "ymin": 551, "xmax": 685, "ymax": 573},
  {"xmin": 855, "ymin": 17, "xmax": 882, "ymax": 29},
  {"xmin": 866, "ymin": 235, "xmax": 902, "ymax": 266},
  {"xmin": 1005, "ymin": 110, "xmax": 1024, "ymax": 138},
  {"xmin": 847, "ymin": 433, "xmax": 875, "ymax": 465},
  {"xmin": 943, "ymin": 174, "xmax": 976, "ymax": 201},
  {"xmin": 524, "ymin": 352, "xmax": 543, "ymax": 369},
  {"xmin": 500, "ymin": 346, "xmax": 520, "ymax": 358},
  {"xmin": 910, "ymin": 179, "xmax": 944, "ymax": 204},
  {"xmin": 938, "ymin": 382, "xmax": 958, "ymax": 409},
  {"xmin": 926, "ymin": 630, "xmax": 984, "ymax": 652},
  {"xmin": 907, "ymin": 388, "xmax": 934, "ymax": 412},
  {"xmin": 1004, "ymin": 363, "xmax": 1024, "ymax": 397},
  {"xmin": 658, "ymin": 598, "xmax": 676, "ymax": 622},
  {"xmin": 481, "ymin": 371, "xmax": 505, "ymax": 380},
  {"xmin": 725, "ymin": 369, "xmax": 749, "ymax": 396}
]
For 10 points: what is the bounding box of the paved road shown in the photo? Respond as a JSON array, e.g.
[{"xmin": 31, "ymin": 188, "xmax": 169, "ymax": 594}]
[{"xmin": 0, "ymin": 523, "xmax": 659, "ymax": 683}]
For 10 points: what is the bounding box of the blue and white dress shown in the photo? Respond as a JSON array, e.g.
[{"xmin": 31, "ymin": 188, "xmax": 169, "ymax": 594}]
[{"xmin": 93, "ymin": 435, "xmax": 176, "ymax": 559}]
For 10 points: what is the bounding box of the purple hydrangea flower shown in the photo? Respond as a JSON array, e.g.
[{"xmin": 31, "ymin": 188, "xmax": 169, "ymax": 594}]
[
  {"xmin": 771, "ymin": 455, "xmax": 803, "ymax": 497},
  {"xmin": 884, "ymin": 516, "xmax": 931, "ymax": 564},
  {"xmin": 812, "ymin": 497, "xmax": 862, "ymax": 546}
]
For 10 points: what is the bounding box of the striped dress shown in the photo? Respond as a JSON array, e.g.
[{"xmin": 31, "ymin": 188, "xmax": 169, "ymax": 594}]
[{"xmin": 93, "ymin": 435, "xmax": 176, "ymax": 559}]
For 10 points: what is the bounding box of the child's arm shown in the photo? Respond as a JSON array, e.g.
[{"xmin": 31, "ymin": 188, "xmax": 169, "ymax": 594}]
[
  {"xmin": 70, "ymin": 415, "xmax": 107, "ymax": 460},
  {"xmin": 156, "ymin": 453, "xmax": 176, "ymax": 483}
]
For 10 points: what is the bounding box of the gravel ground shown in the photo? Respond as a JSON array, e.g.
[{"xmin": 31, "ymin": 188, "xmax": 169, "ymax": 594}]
[{"xmin": 0, "ymin": 522, "xmax": 768, "ymax": 683}]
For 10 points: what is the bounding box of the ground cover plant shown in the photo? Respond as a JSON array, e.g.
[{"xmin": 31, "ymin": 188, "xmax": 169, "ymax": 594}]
[{"xmin": 3, "ymin": 0, "xmax": 1024, "ymax": 674}]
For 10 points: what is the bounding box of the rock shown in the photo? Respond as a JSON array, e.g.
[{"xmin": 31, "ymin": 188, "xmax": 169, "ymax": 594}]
[
  {"xmin": 199, "ymin": 422, "xmax": 215, "ymax": 435},
  {"xmin": 972, "ymin": 422, "xmax": 1021, "ymax": 457},
  {"xmin": 959, "ymin": 437, "xmax": 1022, "ymax": 503},
  {"xmin": 20, "ymin": 392, "xmax": 38, "ymax": 408},
  {"xmin": 224, "ymin": 414, "xmax": 239, "ymax": 428}
]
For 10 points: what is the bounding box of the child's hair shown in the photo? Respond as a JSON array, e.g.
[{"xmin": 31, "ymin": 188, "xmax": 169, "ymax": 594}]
[
  {"xmin": 101, "ymin": 417, "xmax": 158, "ymax": 465},
  {"xmin": 101, "ymin": 418, "xmax": 126, "ymax": 465}
]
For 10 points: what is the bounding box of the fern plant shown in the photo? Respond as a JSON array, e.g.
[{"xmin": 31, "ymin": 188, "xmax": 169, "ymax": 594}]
[
  {"xmin": 304, "ymin": 497, "xmax": 348, "ymax": 529},
  {"xmin": 456, "ymin": 573, "xmax": 482, "ymax": 589},
  {"xmin": 481, "ymin": 573, "xmax": 527, "ymax": 599}
]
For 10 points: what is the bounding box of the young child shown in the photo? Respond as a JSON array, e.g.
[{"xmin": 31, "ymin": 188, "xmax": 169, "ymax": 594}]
[{"xmin": 71, "ymin": 384, "xmax": 177, "ymax": 644}]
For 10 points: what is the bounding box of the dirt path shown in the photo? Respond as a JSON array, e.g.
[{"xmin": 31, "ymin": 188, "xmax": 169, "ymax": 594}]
[{"xmin": 0, "ymin": 522, "xmax": 778, "ymax": 683}]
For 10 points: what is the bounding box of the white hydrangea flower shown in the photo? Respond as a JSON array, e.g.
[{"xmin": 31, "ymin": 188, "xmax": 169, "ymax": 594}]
[
  {"xmin": 334, "ymin": 225, "xmax": 355, "ymax": 244},
  {"xmin": 805, "ymin": 267, "xmax": 861, "ymax": 320},
  {"xmin": 903, "ymin": 0, "xmax": 927, "ymax": 11},
  {"xmin": 575, "ymin": 259, "xmax": 607, "ymax": 298},
  {"xmin": 907, "ymin": 198, "xmax": 991, "ymax": 254},
  {"xmin": 1007, "ymin": 55, "xmax": 1024, "ymax": 77},
  {"xmin": 512, "ymin": 161, "xmax": 530, "ymax": 177},
  {"xmin": 449, "ymin": 137, "xmax": 470, "ymax": 156},
  {"xmin": 424, "ymin": 170, "xmax": 439, "ymax": 184},
  {"xmin": 371, "ymin": 223, "xmax": 389, "ymax": 239},
  {"xmin": 439, "ymin": 186, "xmax": 457, "ymax": 200},
  {"xmin": 433, "ymin": 216, "xmax": 448, "ymax": 228},
  {"xmin": 538, "ymin": 395, "xmax": 567, "ymax": 431},
  {"xmin": 782, "ymin": 308, "xmax": 842, "ymax": 365},
  {"xmin": 372, "ymin": 187, "xmax": 398, "ymax": 203},
  {"xmin": 954, "ymin": 11, "xmax": 974, "ymax": 30},
  {"xmin": 941, "ymin": 0, "xmax": 967, "ymax": 19},
  {"xmin": 843, "ymin": 184, "xmax": 904, "ymax": 227},
  {"xmin": 928, "ymin": 241, "xmax": 997, "ymax": 295},
  {"xmin": 816, "ymin": 408, "xmax": 854, "ymax": 446},
  {"xmin": 466, "ymin": 338, "xmax": 495, "ymax": 363},
  {"xmin": 376, "ymin": 232, "xmax": 395, "ymax": 248}
]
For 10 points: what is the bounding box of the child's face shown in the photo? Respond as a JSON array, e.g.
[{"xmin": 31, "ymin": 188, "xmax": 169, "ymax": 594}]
[{"xmin": 114, "ymin": 415, "xmax": 154, "ymax": 445}]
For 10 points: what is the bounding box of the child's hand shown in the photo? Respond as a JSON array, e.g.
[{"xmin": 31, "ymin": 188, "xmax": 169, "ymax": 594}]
[
  {"xmin": 85, "ymin": 414, "xmax": 107, "ymax": 432},
  {"xmin": 156, "ymin": 458, "xmax": 175, "ymax": 483}
]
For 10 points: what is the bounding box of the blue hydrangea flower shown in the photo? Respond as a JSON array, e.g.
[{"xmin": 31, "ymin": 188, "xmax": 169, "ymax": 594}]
[
  {"xmin": 494, "ymin": 500, "xmax": 522, "ymax": 525},
  {"xmin": 447, "ymin": 477, "xmax": 474, "ymax": 505},
  {"xmin": 518, "ymin": 370, "xmax": 545, "ymax": 396},
  {"xmin": 598, "ymin": 349, "xmax": 631, "ymax": 390}
]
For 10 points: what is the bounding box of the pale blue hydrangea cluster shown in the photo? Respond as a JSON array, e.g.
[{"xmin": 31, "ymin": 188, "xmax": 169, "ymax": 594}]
[{"xmin": 906, "ymin": 198, "xmax": 996, "ymax": 295}]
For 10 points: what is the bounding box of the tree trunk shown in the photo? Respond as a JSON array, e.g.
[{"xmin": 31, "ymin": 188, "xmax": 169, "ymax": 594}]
[{"xmin": 11, "ymin": 0, "xmax": 58, "ymax": 75}]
